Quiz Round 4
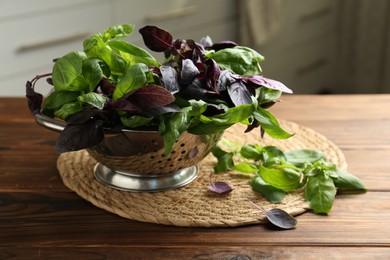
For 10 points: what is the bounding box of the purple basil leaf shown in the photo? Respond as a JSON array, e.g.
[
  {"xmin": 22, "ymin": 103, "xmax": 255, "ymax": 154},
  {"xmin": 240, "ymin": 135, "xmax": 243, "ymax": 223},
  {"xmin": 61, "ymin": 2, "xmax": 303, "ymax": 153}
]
[
  {"xmin": 186, "ymin": 39, "xmax": 206, "ymax": 61},
  {"xmin": 99, "ymin": 78, "xmax": 116, "ymax": 95},
  {"xmin": 188, "ymin": 146, "xmax": 199, "ymax": 159},
  {"xmin": 246, "ymin": 75, "xmax": 292, "ymax": 94},
  {"xmin": 160, "ymin": 65, "xmax": 180, "ymax": 94},
  {"xmin": 245, "ymin": 119, "xmax": 259, "ymax": 133},
  {"xmin": 205, "ymin": 59, "xmax": 220, "ymax": 93},
  {"xmin": 260, "ymin": 127, "xmax": 265, "ymax": 139},
  {"xmin": 248, "ymin": 200, "xmax": 297, "ymax": 229},
  {"xmin": 173, "ymin": 39, "xmax": 185, "ymax": 50},
  {"xmin": 67, "ymin": 110, "xmax": 117, "ymax": 125},
  {"xmin": 143, "ymin": 103, "xmax": 181, "ymax": 117},
  {"xmin": 46, "ymin": 78, "xmax": 53, "ymax": 85},
  {"xmin": 139, "ymin": 25, "xmax": 173, "ymax": 52},
  {"xmin": 180, "ymin": 59, "xmax": 200, "ymax": 85},
  {"xmin": 260, "ymin": 100, "xmax": 277, "ymax": 109},
  {"xmin": 56, "ymin": 119, "xmax": 104, "ymax": 153},
  {"xmin": 209, "ymin": 41, "xmax": 237, "ymax": 52},
  {"xmin": 266, "ymin": 208, "xmax": 297, "ymax": 229},
  {"xmin": 110, "ymin": 99, "xmax": 141, "ymax": 113},
  {"xmin": 25, "ymin": 81, "xmax": 43, "ymax": 115},
  {"xmin": 203, "ymin": 103, "xmax": 227, "ymax": 116},
  {"xmin": 227, "ymin": 81, "xmax": 253, "ymax": 106},
  {"xmin": 217, "ymin": 70, "xmax": 235, "ymax": 92},
  {"xmin": 200, "ymin": 36, "xmax": 213, "ymax": 48},
  {"xmin": 179, "ymin": 78, "xmax": 207, "ymax": 100},
  {"xmin": 195, "ymin": 62, "xmax": 207, "ymax": 74},
  {"xmin": 208, "ymin": 181, "xmax": 233, "ymax": 194},
  {"xmin": 127, "ymin": 84, "xmax": 175, "ymax": 110}
]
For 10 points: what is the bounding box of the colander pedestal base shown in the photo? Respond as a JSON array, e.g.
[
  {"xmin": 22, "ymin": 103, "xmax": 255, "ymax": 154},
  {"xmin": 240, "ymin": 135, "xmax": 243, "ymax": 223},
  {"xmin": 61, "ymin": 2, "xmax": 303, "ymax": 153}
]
[{"xmin": 93, "ymin": 163, "xmax": 199, "ymax": 192}]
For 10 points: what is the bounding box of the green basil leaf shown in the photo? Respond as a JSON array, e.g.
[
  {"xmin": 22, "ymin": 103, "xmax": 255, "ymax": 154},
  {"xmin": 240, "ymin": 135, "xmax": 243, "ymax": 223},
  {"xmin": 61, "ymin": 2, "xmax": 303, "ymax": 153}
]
[
  {"xmin": 52, "ymin": 51, "xmax": 87, "ymax": 91},
  {"xmin": 102, "ymin": 24, "xmax": 134, "ymax": 41},
  {"xmin": 83, "ymin": 35, "xmax": 126, "ymax": 75},
  {"xmin": 258, "ymin": 165, "xmax": 301, "ymax": 191},
  {"xmin": 71, "ymin": 75, "xmax": 89, "ymax": 91},
  {"xmin": 285, "ymin": 149, "xmax": 327, "ymax": 167},
  {"xmin": 82, "ymin": 58, "xmax": 104, "ymax": 92},
  {"xmin": 189, "ymin": 104, "xmax": 254, "ymax": 135},
  {"xmin": 77, "ymin": 92, "xmax": 106, "ymax": 109},
  {"xmin": 262, "ymin": 146, "xmax": 285, "ymax": 161},
  {"xmin": 254, "ymin": 108, "xmax": 294, "ymax": 139},
  {"xmin": 232, "ymin": 162, "xmax": 258, "ymax": 174},
  {"xmin": 107, "ymin": 40, "xmax": 159, "ymax": 67},
  {"xmin": 210, "ymin": 46, "xmax": 264, "ymax": 76},
  {"xmin": 54, "ymin": 102, "xmax": 83, "ymax": 120},
  {"xmin": 213, "ymin": 152, "xmax": 234, "ymax": 173},
  {"xmin": 120, "ymin": 115, "xmax": 154, "ymax": 128},
  {"xmin": 159, "ymin": 108, "xmax": 192, "ymax": 154},
  {"xmin": 113, "ymin": 63, "xmax": 149, "ymax": 100},
  {"xmin": 305, "ymin": 173, "xmax": 336, "ymax": 214},
  {"xmin": 250, "ymin": 176, "xmax": 286, "ymax": 203},
  {"xmin": 211, "ymin": 145, "xmax": 228, "ymax": 158},
  {"xmin": 42, "ymin": 91, "xmax": 80, "ymax": 112},
  {"xmin": 257, "ymin": 88, "xmax": 282, "ymax": 105},
  {"xmin": 240, "ymin": 144, "xmax": 262, "ymax": 160},
  {"xmin": 332, "ymin": 171, "xmax": 367, "ymax": 194},
  {"xmin": 187, "ymin": 99, "xmax": 207, "ymax": 116}
]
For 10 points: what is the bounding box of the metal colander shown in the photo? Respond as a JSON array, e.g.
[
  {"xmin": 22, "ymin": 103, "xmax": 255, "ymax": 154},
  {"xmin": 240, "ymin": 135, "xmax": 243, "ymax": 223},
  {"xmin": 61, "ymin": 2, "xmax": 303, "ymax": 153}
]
[
  {"xmin": 34, "ymin": 113, "xmax": 222, "ymax": 191},
  {"xmin": 87, "ymin": 129, "xmax": 222, "ymax": 176}
]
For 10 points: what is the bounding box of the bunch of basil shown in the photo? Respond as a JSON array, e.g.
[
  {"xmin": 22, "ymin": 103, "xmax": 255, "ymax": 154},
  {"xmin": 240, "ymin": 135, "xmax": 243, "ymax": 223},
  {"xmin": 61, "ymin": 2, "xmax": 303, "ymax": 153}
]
[
  {"xmin": 212, "ymin": 143, "xmax": 366, "ymax": 214},
  {"xmin": 26, "ymin": 24, "xmax": 293, "ymax": 154}
]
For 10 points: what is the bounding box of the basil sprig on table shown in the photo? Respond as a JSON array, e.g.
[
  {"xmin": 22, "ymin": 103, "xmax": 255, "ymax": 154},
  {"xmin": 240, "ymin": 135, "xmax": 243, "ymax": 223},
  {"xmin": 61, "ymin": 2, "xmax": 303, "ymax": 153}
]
[
  {"xmin": 26, "ymin": 24, "xmax": 293, "ymax": 154},
  {"xmin": 212, "ymin": 142, "xmax": 366, "ymax": 214}
]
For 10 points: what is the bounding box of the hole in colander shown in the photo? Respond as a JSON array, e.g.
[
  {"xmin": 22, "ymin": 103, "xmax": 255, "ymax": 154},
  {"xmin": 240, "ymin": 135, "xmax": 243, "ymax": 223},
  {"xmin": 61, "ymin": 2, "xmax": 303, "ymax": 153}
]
[
  {"xmin": 181, "ymin": 150, "xmax": 186, "ymax": 154},
  {"xmin": 150, "ymin": 155, "xmax": 155, "ymax": 159},
  {"xmin": 180, "ymin": 143, "xmax": 185, "ymax": 147},
  {"xmin": 157, "ymin": 160, "xmax": 162, "ymax": 163},
  {"xmin": 167, "ymin": 158, "xmax": 172, "ymax": 161},
  {"xmin": 178, "ymin": 158, "xmax": 182, "ymax": 161},
  {"xmin": 161, "ymin": 153, "xmax": 166, "ymax": 157},
  {"xmin": 169, "ymin": 164, "xmax": 174, "ymax": 167},
  {"xmin": 171, "ymin": 150, "xmax": 176, "ymax": 154}
]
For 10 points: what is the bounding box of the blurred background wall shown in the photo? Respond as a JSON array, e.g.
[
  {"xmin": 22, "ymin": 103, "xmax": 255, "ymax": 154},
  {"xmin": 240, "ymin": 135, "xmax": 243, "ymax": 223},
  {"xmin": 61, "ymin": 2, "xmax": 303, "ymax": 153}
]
[
  {"xmin": 239, "ymin": 0, "xmax": 390, "ymax": 94},
  {"xmin": 0, "ymin": 0, "xmax": 389, "ymax": 96}
]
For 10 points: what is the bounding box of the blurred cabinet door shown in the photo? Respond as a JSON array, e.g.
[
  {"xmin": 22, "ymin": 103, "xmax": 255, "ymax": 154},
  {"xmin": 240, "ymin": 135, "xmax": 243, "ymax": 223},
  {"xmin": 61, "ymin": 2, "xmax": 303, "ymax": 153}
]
[
  {"xmin": 337, "ymin": 0, "xmax": 390, "ymax": 93},
  {"xmin": 0, "ymin": 0, "xmax": 237, "ymax": 96}
]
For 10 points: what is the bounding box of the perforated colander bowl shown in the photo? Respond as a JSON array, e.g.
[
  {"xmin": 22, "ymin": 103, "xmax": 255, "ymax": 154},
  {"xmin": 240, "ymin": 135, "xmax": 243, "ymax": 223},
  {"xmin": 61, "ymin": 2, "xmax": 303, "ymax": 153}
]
[
  {"xmin": 35, "ymin": 113, "xmax": 222, "ymax": 192},
  {"xmin": 88, "ymin": 129, "xmax": 222, "ymax": 191},
  {"xmin": 87, "ymin": 129, "xmax": 221, "ymax": 174}
]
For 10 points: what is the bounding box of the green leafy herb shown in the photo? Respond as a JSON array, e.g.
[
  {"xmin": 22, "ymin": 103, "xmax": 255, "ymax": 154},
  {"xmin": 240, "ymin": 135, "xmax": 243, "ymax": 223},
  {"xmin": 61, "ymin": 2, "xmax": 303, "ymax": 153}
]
[
  {"xmin": 211, "ymin": 145, "xmax": 234, "ymax": 173},
  {"xmin": 52, "ymin": 51, "xmax": 87, "ymax": 91},
  {"xmin": 113, "ymin": 63, "xmax": 149, "ymax": 100},
  {"xmin": 77, "ymin": 92, "xmax": 106, "ymax": 110},
  {"xmin": 305, "ymin": 172, "xmax": 336, "ymax": 214},
  {"xmin": 285, "ymin": 149, "xmax": 326, "ymax": 167},
  {"xmin": 250, "ymin": 176, "xmax": 286, "ymax": 203},
  {"xmin": 27, "ymin": 24, "xmax": 293, "ymax": 154},
  {"xmin": 253, "ymin": 108, "xmax": 294, "ymax": 139},
  {"xmin": 331, "ymin": 171, "xmax": 367, "ymax": 194},
  {"xmin": 207, "ymin": 46, "xmax": 264, "ymax": 76},
  {"xmin": 212, "ymin": 142, "xmax": 366, "ymax": 215}
]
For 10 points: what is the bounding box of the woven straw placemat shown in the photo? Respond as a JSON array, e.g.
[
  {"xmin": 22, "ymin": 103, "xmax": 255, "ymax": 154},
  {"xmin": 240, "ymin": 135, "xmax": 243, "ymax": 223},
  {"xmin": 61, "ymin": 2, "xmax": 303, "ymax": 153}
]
[{"xmin": 57, "ymin": 120, "xmax": 347, "ymax": 227}]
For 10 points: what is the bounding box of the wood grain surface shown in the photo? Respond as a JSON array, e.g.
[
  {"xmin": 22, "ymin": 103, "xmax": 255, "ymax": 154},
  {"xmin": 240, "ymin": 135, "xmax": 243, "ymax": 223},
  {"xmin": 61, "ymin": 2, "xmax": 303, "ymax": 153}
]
[{"xmin": 1, "ymin": 95, "xmax": 390, "ymax": 259}]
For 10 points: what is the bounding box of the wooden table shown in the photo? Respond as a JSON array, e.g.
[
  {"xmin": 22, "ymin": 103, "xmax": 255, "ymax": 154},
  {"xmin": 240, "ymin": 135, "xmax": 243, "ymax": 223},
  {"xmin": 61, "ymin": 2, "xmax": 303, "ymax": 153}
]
[{"xmin": 1, "ymin": 95, "xmax": 390, "ymax": 259}]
